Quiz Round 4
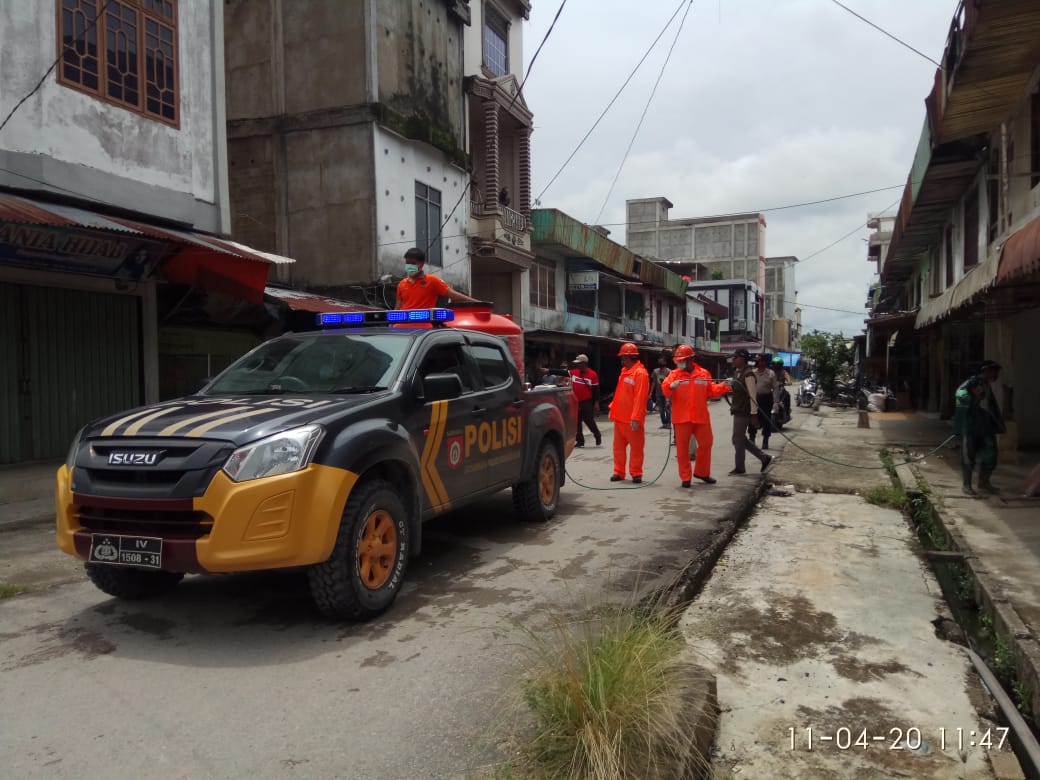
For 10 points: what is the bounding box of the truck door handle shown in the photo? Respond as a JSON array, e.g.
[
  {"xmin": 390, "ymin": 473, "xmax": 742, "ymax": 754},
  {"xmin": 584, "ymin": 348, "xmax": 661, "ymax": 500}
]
[
  {"xmin": 471, "ymin": 407, "xmax": 486, "ymax": 415},
  {"xmin": 510, "ymin": 400, "xmax": 524, "ymax": 408}
]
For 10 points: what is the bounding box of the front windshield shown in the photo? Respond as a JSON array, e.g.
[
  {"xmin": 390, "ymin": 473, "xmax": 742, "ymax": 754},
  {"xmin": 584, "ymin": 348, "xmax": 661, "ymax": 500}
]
[{"xmin": 205, "ymin": 333, "xmax": 411, "ymax": 394}]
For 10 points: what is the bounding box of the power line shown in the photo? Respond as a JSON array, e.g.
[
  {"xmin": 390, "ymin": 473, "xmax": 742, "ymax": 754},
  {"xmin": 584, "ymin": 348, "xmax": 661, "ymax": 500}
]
[
  {"xmin": 784, "ymin": 299, "xmax": 865, "ymax": 316},
  {"xmin": 594, "ymin": 0, "xmax": 694, "ymax": 224},
  {"xmin": 799, "ymin": 195, "xmax": 902, "ymax": 263},
  {"xmin": 506, "ymin": 0, "xmax": 568, "ymax": 116},
  {"xmin": 535, "ymin": 0, "xmax": 689, "ymax": 202},
  {"xmin": 0, "ymin": 0, "xmax": 116, "ymax": 134},
  {"xmin": 828, "ymin": 0, "xmax": 940, "ymax": 67}
]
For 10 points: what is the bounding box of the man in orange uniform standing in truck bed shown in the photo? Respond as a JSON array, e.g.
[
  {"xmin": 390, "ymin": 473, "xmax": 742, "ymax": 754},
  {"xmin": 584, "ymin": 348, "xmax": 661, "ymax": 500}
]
[
  {"xmin": 609, "ymin": 342, "xmax": 650, "ymax": 484},
  {"xmin": 662, "ymin": 344, "xmax": 731, "ymax": 487}
]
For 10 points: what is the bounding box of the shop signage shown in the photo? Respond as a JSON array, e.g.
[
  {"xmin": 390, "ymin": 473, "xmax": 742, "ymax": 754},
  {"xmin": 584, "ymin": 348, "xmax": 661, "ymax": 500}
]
[
  {"xmin": 568, "ymin": 271, "xmax": 599, "ymax": 291},
  {"xmin": 0, "ymin": 222, "xmax": 164, "ymax": 280}
]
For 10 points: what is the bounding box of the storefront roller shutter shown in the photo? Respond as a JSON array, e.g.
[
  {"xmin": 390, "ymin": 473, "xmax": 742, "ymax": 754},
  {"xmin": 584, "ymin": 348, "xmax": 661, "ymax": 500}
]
[
  {"xmin": 0, "ymin": 284, "xmax": 20, "ymax": 465},
  {"xmin": 21, "ymin": 284, "xmax": 141, "ymax": 462}
]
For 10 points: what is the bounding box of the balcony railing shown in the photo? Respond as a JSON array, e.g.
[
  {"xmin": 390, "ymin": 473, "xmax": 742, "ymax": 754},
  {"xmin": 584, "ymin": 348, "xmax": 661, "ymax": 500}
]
[{"xmin": 469, "ymin": 200, "xmax": 531, "ymax": 233}]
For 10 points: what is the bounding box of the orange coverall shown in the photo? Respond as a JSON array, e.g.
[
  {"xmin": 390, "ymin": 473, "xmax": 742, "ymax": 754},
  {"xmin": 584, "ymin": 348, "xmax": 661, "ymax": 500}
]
[
  {"xmin": 608, "ymin": 360, "xmax": 650, "ymax": 479},
  {"xmin": 662, "ymin": 363, "xmax": 731, "ymax": 481}
]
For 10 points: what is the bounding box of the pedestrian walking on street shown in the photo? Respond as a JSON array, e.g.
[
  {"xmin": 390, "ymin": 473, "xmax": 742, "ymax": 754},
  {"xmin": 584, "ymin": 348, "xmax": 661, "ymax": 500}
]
[
  {"xmin": 651, "ymin": 356, "xmax": 672, "ymax": 429},
  {"xmin": 728, "ymin": 349, "xmax": 773, "ymax": 475},
  {"xmin": 748, "ymin": 353, "xmax": 781, "ymax": 449},
  {"xmin": 953, "ymin": 360, "xmax": 1005, "ymax": 495},
  {"xmin": 609, "ymin": 343, "xmax": 650, "ymax": 483},
  {"xmin": 662, "ymin": 345, "xmax": 731, "ymax": 487},
  {"xmin": 569, "ymin": 354, "xmax": 601, "ymax": 448}
]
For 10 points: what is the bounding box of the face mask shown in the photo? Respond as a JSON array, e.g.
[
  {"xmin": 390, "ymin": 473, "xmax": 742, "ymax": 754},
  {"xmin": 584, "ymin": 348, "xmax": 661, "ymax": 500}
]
[{"xmin": 405, "ymin": 263, "xmax": 419, "ymax": 277}]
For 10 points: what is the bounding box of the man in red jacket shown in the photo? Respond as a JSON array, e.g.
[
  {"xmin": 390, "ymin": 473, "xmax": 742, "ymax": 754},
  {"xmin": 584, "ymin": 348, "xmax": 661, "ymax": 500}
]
[
  {"xmin": 662, "ymin": 344, "xmax": 732, "ymax": 487},
  {"xmin": 609, "ymin": 342, "xmax": 650, "ymax": 483},
  {"xmin": 569, "ymin": 354, "xmax": 601, "ymax": 447}
]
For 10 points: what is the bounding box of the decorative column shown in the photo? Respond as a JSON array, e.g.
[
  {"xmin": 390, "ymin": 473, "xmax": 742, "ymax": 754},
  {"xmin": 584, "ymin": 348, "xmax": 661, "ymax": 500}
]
[
  {"xmin": 483, "ymin": 99, "xmax": 500, "ymax": 212},
  {"xmin": 518, "ymin": 125, "xmax": 532, "ymax": 224}
]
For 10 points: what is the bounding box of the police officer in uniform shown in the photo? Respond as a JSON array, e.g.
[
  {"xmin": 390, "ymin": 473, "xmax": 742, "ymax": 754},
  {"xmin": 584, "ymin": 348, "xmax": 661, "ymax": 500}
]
[{"xmin": 728, "ymin": 349, "xmax": 773, "ymax": 475}]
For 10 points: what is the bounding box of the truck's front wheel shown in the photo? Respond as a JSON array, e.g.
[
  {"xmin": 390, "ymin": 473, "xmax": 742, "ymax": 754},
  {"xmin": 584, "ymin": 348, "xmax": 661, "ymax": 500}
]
[
  {"xmin": 513, "ymin": 440, "xmax": 561, "ymax": 522},
  {"xmin": 84, "ymin": 564, "xmax": 184, "ymax": 600},
  {"xmin": 308, "ymin": 479, "xmax": 410, "ymax": 621}
]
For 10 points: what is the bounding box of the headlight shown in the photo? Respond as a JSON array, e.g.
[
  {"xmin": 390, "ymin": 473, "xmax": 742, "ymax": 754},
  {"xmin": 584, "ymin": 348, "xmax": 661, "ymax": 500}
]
[
  {"xmin": 222, "ymin": 425, "xmax": 325, "ymax": 482},
  {"xmin": 65, "ymin": 426, "xmax": 87, "ymax": 470}
]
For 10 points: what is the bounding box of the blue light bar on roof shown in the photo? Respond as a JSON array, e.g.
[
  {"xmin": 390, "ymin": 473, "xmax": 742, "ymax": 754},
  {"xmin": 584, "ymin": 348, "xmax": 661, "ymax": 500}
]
[{"xmin": 315, "ymin": 308, "xmax": 454, "ymax": 327}]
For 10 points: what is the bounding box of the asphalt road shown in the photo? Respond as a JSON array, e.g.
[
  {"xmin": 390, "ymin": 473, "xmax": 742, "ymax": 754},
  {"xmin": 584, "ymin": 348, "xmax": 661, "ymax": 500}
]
[{"xmin": 0, "ymin": 399, "xmax": 773, "ymax": 779}]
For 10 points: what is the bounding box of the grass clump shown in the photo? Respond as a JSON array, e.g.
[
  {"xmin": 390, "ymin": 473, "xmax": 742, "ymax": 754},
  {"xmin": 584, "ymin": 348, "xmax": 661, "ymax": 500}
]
[
  {"xmin": 0, "ymin": 583, "xmax": 30, "ymax": 600},
  {"xmin": 878, "ymin": 448, "xmax": 896, "ymax": 474},
  {"xmin": 517, "ymin": 605, "xmax": 709, "ymax": 780},
  {"xmin": 863, "ymin": 484, "xmax": 907, "ymax": 510}
]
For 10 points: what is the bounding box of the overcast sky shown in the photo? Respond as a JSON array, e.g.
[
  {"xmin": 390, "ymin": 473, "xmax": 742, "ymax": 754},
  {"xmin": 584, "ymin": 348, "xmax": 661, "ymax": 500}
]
[{"xmin": 521, "ymin": 0, "xmax": 958, "ymax": 335}]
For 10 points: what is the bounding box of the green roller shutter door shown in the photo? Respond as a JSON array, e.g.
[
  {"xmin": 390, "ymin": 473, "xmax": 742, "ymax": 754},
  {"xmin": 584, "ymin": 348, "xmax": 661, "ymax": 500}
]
[
  {"xmin": 0, "ymin": 282, "xmax": 141, "ymax": 464},
  {"xmin": 0, "ymin": 284, "xmax": 19, "ymax": 465}
]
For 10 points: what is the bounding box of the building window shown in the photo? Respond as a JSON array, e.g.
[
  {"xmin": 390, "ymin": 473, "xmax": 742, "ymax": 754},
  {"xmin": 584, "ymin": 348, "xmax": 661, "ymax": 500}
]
[
  {"xmin": 415, "ymin": 182, "xmax": 443, "ymax": 266},
  {"xmin": 1031, "ymin": 90, "xmax": 1040, "ymax": 189},
  {"xmin": 944, "ymin": 225, "xmax": 954, "ymax": 287},
  {"xmin": 482, "ymin": 4, "xmax": 509, "ymax": 77},
  {"xmin": 530, "ymin": 261, "xmax": 556, "ymax": 309},
  {"xmin": 58, "ymin": 0, "xmax": 179, "ymax": 126},
  {"xmin": 987, "ymin": 144, "xmax": 1000, "ymax": 244},
  {"xmin": 963, "ymin": 186, "xmax": 979, "ymax": 270}
]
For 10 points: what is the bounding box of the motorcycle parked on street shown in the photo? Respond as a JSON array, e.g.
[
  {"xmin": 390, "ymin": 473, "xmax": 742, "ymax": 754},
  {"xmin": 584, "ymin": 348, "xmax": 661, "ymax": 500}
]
[{"xmin": 795, "ymin": 375, "xmax": 817, "ymax": 408}]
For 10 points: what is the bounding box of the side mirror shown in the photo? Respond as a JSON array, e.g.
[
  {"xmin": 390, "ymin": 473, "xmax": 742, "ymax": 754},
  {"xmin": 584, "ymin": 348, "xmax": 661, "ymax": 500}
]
[{"xmin": 423, "ymin": 372, "xmax": 463, "ymax": 402}]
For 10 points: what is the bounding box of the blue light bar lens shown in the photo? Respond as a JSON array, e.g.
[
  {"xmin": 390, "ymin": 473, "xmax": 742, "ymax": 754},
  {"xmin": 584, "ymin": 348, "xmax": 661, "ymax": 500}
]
[{"xmin": 317, "ymin": 308, "xmax": 455, "ymax": 327}]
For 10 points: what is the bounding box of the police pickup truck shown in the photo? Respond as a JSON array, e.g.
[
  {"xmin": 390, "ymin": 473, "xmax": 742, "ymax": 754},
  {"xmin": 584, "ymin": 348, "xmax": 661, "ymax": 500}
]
[{"xmin": 56, "ymin": 308, "xmax": 577, "ymax": 620}]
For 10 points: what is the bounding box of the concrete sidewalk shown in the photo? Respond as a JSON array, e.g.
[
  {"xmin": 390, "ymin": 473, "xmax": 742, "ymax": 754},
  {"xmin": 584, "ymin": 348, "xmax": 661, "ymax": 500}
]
[
  {"xmin": 0, "ymin": 460, "xmax": 59, "ymax": 530},
  {"xmin": 682, "ymin": 405, "xmax": 1021, "ymax": 778},
  {"xmin": 874, "ymin": 411, "xmax": 1040, "ymax": 728}
]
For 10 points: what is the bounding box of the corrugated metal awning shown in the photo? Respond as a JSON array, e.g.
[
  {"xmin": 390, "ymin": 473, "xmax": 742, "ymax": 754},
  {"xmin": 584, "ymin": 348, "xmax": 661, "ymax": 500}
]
[
  {"xmin": 264, "ymin": 286, "xmax": 378, "ymax": 313},
  {"xmin": 997, "ymin": 214, "xmax": 1040, "ymax": 284},
  {"xmin": 916, "ymin": 250, "xmax": 1000, "ymax": 329},
  {"xmin": 0, "ymin": 192, "xmax": 293, "ymax": 303}
]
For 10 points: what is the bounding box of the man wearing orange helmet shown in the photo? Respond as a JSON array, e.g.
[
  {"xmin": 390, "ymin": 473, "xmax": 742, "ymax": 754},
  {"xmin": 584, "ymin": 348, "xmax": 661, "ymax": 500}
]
[
  {"xmin": 608, "ymin": 342, "xmax": 650, "ymax": 483},
  {"xmin": 662, "ymin": 345, "xmax": 731, "ymax": 487}
]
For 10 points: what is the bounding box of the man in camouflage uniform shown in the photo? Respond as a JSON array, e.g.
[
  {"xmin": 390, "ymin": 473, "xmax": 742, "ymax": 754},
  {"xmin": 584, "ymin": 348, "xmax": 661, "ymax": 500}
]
[{"xmin": 953, "ymin": 360, "xmax": 1005, "ymax": 495}]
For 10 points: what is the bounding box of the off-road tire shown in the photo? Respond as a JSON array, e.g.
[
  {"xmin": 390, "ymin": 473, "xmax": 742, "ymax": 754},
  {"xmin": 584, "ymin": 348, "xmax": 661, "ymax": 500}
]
[
  {"xmin": 307, "ymin": 479, "xmax": 410, "ymax": 621},
  {"xmin": 512, "ymin": 440, "xmax": 561, "ymax": 523},
  {"xmin": 84, "ymin": 563, "xmax": 184, "ymax": 600}
]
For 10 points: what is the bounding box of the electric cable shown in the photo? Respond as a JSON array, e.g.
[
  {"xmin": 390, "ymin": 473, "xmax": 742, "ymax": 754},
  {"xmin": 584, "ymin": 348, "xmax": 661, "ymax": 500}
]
[
  {"xmin": 505, "ymin": 0, "xmax": 568, "ymax": 116},
  {"xmin": 0, "ymin": 0, "xmax": 116, "ymax": 135},
  {"xmin": 535, "ymin": 0, "xmax": 689, "ymax": 202},
  {"xmin": 594, "ymin": 0, "xmax": 694, "ymax": 224},
  {"xmin": 828, "ymin": 0, "xmax": 940, "ymax": 68},
  {"xmin": 799, "ymin": 195, "xmax": 902, "ymax": 263}
]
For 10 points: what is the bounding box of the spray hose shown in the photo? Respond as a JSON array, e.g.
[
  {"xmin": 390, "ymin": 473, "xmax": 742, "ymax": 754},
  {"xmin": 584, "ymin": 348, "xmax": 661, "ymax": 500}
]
[{"xmin": 563, "ymin": 398, "xmax": 957, "ymax": 490}]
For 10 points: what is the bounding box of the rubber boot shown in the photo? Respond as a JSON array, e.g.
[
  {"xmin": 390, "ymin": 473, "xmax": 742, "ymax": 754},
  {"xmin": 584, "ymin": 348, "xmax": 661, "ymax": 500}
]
[
  {"xmin": 979, "ymin": 467, "xmax": 999, "ymax": 494},
  {"xmin": 962, "ymin": 464, "xmax": 976, "ymax": 496}
]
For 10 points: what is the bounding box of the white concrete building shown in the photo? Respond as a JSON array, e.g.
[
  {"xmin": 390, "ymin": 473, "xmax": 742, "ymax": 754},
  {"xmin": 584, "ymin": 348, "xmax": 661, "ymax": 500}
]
[{"xmin": 0, "ymin": 1, "xmax": 285, "ymax": 466}]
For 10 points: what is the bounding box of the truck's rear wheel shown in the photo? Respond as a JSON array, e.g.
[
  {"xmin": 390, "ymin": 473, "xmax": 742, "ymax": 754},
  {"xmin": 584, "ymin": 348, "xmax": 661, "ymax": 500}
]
[
  {"xmin": 84, "ymin": 563, "xmax": 184, "ymax": 600},
  {"xmin": 513, "ymin": 440, "xmax": 561, "ymax": 522},
  {"xmin": 308, "ymin": 479, "xmax": 410, "ymax": 621}
]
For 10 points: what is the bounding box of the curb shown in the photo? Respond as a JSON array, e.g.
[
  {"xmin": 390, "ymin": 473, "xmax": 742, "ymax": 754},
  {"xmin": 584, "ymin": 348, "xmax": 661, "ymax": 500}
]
[
  {"xmin": 894, "ymin": 462, "xmax": 1040, "ymax": 728},
  {"xmin": 662, "ymin": 475, "xmax": 771, "ymax": 611},
  {"xmin": 0, "ymin": 512, "xmax": 54, "ymax": 533}
]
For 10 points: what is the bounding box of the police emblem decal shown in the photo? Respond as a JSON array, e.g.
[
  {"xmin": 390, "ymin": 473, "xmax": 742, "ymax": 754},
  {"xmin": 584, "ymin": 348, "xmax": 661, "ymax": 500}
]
[{"xmin": 446, "ymin": 435, "xmax": 463, "ymax": 469}]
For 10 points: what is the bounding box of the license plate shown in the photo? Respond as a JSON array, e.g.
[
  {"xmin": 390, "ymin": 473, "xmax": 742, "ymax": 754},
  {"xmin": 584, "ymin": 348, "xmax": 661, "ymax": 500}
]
[{"xmin": 88, "ymin": 534, "xmax": 163, "ymax": 569}]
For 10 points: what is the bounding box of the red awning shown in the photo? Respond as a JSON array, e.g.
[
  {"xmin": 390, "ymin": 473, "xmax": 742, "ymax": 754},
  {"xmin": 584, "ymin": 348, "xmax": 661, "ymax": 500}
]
[
  {"xmin": 998, "ymin": 215, "xmax": 1040, "ymax": 284},
  {"xmin": 0, "ymin": 192, "xmax": 293, "ymax": 303}
]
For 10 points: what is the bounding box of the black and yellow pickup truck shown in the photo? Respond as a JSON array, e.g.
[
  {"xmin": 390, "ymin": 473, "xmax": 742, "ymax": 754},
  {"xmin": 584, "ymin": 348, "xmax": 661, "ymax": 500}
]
[{"xmin": 56, "ymin": 308, "xmax": 577, "ymax": 620}]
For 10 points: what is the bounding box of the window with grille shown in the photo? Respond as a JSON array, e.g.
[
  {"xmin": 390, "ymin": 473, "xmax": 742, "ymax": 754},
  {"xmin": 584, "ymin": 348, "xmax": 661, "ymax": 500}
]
[
  {"xmin": 414, "ymin": 182, "xmax": 443, "ymax": 266},
  {"xmin": 482, "ymin": 4, "xmax": 509, "ymax": 76},
  {"xmin": 530, "ymin": 262, "xmax": 556, "ymax": 309},
  {"xmin": 963, "ymin": 186, "xmax": 979, "ymax": 270},
  {"xmin": 58, "ymin": 0, "xmax": 179, "ymax": 126}
]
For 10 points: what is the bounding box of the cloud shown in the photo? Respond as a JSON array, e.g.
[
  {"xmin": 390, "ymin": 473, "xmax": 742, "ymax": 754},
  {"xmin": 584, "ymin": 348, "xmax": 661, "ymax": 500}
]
[{"xmin": 523, "ymin": 0, "xmax": 959, "ymax": 334}]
